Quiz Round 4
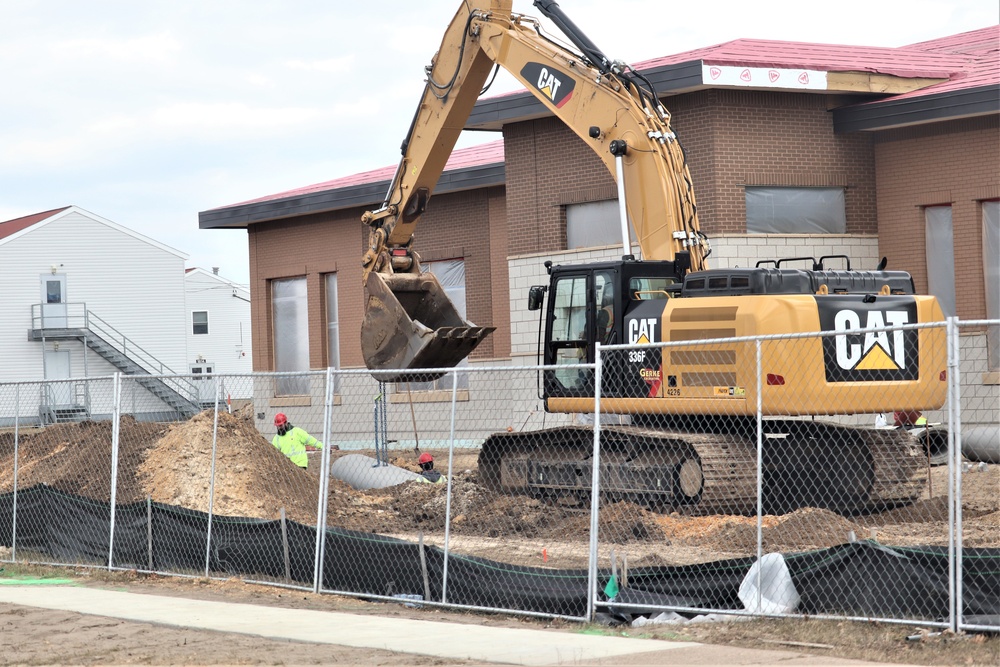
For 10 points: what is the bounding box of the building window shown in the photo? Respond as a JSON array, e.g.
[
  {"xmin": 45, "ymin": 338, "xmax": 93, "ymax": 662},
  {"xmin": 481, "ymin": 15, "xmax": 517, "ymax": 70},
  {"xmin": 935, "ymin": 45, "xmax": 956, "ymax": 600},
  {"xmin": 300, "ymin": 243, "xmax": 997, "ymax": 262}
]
[
  {"xmin": 746, "ymin": 187, "xmax": 846, "ymax": 234},
  {"xmin": 325, "ymin": 273, "xmax": 341, "ymax": 391},
  {"xmin": 983, "ymin": 200, "xmax": 999, "ymax": 371},
  {"xmin": 272, "ymin": 277, "xmax": 310, "ymax": 396},
  {"xmin": 566, "ymin": 200, "xmax": 635, "ymax": 249},
  {"xmin": 192, "ymin": 311, "xmax": 209, "ymax": 335},
  {"xmin": 924, "ymin": 205, "xmax": 957, "ymax": 317},
  {"xmin": 407, "ymin": 258, "xmax": 469, "ymax": 392}
]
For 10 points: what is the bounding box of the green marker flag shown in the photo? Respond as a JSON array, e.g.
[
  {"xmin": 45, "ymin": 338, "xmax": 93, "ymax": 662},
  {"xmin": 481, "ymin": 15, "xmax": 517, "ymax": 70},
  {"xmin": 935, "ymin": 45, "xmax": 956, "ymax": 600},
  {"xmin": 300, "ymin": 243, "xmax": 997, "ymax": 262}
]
[{"xmin": 603, "ymin": 574, "xmax": 619, "ymax": 599}]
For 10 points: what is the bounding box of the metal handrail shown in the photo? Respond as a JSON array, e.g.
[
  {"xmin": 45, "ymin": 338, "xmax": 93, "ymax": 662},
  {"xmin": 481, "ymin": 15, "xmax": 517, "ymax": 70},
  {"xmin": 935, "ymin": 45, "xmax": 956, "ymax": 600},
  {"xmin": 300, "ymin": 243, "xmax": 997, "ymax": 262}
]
[{"xmin": 31, "ymin": 302, "xmax": 198, "ymax": 402}]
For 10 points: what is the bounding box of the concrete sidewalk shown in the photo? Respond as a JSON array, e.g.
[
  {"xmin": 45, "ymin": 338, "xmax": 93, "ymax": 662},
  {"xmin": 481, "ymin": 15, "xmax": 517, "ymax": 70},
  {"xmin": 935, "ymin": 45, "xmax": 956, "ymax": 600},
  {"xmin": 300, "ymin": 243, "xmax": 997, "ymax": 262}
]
[{"xmin": 0, "ymin": 585, "xmax": 914, "ymax": 666}]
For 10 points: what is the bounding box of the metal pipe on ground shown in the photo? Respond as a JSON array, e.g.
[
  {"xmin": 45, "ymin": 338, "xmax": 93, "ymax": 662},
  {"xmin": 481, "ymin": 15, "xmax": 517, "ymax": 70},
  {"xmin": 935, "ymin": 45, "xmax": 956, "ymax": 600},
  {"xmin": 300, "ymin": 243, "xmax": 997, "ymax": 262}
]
[{"xmin": 330, "ymin": 454, "xmax": 424, "ymax": 490}]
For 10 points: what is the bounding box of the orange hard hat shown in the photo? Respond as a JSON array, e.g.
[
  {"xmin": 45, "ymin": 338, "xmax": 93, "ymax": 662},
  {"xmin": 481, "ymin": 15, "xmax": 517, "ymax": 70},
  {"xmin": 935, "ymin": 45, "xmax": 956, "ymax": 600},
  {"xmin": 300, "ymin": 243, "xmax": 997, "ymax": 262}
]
[
  {"xmin": 418, "ymin": 452, "xmax": 434, "ymax": 465},
  {"xmin": 274, "ymin": 412, "xmax": 288, "ymax": 427}
]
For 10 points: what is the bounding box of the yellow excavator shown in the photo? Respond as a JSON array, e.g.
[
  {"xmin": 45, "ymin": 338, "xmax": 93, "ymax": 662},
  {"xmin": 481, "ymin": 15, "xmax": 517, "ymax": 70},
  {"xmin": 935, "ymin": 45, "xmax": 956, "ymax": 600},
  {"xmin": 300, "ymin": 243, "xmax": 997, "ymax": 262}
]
[{"xmin": 361, "ymin": 0, "xmax": 948, "ymax": 514}]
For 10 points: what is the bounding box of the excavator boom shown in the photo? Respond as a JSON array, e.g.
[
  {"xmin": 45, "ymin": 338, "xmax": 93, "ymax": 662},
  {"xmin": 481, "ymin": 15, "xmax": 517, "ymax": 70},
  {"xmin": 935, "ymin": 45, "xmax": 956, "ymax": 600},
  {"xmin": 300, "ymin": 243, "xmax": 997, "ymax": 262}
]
[
  {"xmin": 359, "ymin": 1, "xmax": 948, "ymax": 515},
  {"xmin": 361, "ymin": 0, "xmax": 707, "ymax": 378}
]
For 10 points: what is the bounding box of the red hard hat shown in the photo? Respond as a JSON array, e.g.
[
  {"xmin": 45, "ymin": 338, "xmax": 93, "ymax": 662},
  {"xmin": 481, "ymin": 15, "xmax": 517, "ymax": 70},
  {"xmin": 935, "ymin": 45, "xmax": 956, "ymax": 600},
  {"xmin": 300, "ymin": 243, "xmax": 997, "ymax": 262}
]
[
  {"xmin": 418, "ymin": 452, "xmax": 433, "ymax": 465},
  {"xmin": 274, "ymin": 412, "xmax": 288, "ymax": 427}
]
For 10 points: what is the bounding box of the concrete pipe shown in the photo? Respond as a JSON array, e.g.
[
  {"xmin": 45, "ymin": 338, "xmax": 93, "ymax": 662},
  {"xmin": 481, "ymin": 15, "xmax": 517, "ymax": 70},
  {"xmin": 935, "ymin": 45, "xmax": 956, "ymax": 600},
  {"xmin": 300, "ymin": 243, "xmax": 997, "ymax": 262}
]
[
  {"xmin": 962, "ymin": 425, "xmax": 1000, "ymax": 464},
  {"xmin": 330, "ymin": 453, "xmax": 425, "ymax": 490}
]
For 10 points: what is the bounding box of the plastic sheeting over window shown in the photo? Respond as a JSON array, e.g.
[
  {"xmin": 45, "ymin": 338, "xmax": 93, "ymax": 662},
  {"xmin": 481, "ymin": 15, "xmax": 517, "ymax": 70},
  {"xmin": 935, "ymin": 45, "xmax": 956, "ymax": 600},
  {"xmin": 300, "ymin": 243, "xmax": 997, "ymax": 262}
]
[
  {"xmin": 746, "ymin": 187, "xmax": 846, "ymax": 234},
  {"xmin": 983, "ymin": 201, "xmax": 999, "ymax": 370},
  {"xmin": 925, "ymin": 206, "xmax": 957, "ymax": 318},
  {"xmin": 272, "ymin": 277, "xmax": 310, "ymax": 396},
  {"xmin": 567, "ymin": 200, "xmax": 635, "ymax": 249},
  {"xmin": 409, "ymin": 258, "xmax": 468, "ymax": 392}
]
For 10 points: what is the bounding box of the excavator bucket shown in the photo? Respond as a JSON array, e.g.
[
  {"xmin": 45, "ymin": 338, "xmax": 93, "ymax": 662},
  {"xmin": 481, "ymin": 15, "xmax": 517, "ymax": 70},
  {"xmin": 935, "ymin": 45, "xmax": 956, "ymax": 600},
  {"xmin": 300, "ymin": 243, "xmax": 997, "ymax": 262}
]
[{"xmin": 362, "ymin": 270, "xmax": 494, "ymax": 382}]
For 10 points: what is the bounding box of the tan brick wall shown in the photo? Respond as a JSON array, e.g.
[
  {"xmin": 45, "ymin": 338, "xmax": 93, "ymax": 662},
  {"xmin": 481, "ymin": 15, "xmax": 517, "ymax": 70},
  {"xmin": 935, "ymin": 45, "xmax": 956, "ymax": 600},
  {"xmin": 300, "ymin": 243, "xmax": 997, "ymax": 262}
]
[
  {"xmin": 874, "ymin": 116, "xmax": 1000, "ymax": 320},
  {"xmin": 248, "ymin": 186, "xmax": 507, "ymax": 372}
]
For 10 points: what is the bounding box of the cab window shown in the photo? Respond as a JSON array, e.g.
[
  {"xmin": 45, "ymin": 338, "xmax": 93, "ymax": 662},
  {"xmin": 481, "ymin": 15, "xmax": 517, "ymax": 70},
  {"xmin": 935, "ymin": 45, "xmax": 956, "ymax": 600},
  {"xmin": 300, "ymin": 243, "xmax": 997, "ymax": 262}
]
[{"xmin": 630, "ymin": 276, "xmax": 676, "ymax": 301}]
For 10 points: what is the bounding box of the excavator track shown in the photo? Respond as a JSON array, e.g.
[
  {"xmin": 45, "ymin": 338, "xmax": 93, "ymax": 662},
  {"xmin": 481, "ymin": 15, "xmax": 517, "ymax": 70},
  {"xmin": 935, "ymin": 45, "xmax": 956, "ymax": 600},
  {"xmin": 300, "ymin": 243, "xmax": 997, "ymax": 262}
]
[{"xmin": 478, "ymin": 421, "xmax": 923, "ymax": 516}]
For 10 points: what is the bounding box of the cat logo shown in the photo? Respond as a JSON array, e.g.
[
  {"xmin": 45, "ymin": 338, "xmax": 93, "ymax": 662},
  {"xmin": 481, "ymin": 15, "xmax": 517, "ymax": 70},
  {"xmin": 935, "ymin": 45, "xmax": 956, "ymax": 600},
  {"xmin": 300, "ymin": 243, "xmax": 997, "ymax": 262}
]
[
  {"xmin": 628, "ymin": 317, "xmax": 659, "ymax": 345},
  {"xmin": 816, "ymin": 296, "xmax": 919, "ymax": 382},
  {"xmin": 520, "ymin": 62, "xmax": 576, "ymax": 108}
]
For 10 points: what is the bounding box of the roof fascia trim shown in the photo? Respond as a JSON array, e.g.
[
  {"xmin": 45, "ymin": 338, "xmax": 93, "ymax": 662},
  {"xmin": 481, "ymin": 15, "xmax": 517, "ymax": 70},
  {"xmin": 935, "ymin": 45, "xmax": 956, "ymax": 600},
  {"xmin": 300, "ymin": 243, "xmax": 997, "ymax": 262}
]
[
  {"xmin": 833, "ymin": 85, "xmax": 1000, "ymax": 133},
  {"xmin": 199, "ymin": 163, "xmax": 505, "ymax": 229}
]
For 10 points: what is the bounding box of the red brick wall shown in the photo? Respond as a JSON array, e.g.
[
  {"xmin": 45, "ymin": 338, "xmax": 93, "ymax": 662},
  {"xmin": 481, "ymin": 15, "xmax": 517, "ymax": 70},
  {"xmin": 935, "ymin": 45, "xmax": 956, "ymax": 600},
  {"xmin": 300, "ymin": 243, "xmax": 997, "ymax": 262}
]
[
  {"xmin": 246, "ymin": 93, "xmax": 995, "ymax": 373},
  {"xmin": 874, "ymin": 116, "xmax": 1000, "ymax": 319},
  {"xmin": 248, "ymin": 185, "xmax": 506, "ymax": 371},
  {"xmin": 504, "ymin": 90, "xmax": 878, "ymax": 251}
]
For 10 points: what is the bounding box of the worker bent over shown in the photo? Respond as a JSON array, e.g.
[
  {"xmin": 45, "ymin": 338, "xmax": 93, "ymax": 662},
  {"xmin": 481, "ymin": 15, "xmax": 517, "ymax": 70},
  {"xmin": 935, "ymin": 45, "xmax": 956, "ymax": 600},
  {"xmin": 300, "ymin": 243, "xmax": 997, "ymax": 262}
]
[
  {"xmin": 271, "ymin": 413, "xmax": 337, "ymax": 468},
  {"xmin": 417, "ymin": 452, "xmax": 444, "ymax": 484}
]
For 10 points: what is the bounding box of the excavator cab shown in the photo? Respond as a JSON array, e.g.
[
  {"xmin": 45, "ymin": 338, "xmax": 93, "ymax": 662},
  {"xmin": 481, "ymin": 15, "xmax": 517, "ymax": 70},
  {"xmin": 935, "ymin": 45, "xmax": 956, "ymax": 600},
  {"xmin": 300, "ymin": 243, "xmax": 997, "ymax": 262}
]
[{"xmin": 536, "ymin": 260, "xmax": 680, "ymax": 400}]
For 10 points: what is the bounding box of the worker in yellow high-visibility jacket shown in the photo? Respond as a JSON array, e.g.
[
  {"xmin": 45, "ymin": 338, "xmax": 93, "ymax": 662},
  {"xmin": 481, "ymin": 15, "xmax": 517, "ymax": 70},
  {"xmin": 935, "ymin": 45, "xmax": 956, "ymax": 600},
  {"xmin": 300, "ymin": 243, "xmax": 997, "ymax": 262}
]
[{"xmin": 271, "ymin": 412, "xmax": 337, "ymax": 468}]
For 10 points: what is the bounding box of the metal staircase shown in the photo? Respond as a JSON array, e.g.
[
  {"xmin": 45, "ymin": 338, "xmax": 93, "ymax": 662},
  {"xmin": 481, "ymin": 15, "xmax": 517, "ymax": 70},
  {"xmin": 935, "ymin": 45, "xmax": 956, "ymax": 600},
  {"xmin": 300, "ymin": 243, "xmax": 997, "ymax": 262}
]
[{"xmin": 30, "ymin": 303, "xmax": 201, "ymax": 420}]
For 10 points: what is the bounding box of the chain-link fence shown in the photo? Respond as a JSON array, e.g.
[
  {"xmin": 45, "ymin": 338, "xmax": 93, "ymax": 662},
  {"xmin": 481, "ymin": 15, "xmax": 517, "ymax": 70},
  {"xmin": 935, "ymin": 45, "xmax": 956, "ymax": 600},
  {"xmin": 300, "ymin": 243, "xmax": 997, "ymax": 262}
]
[
  {"xmin": 592, "ymin": 318, "xmax": 997, "ymax": 630},
  {"xmin": 0, "ymin": 319, "xmax": 996, "ymax": 629}
]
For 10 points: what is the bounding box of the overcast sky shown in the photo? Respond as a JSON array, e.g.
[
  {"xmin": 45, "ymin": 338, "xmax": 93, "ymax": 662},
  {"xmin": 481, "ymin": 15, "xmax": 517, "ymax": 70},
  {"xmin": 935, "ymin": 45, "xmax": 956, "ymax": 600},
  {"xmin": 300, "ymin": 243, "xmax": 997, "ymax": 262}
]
[{"xmin": 1, "ymin": 1, "xmax": 996, "ymax": 285}]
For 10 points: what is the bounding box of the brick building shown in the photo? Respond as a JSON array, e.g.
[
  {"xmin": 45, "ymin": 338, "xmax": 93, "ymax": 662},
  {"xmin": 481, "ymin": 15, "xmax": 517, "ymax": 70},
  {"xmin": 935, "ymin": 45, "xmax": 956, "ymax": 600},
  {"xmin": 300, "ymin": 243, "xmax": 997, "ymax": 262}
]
[{"xmin": 200, "ymin": 25, "xmax": 999, "ymax": 402}]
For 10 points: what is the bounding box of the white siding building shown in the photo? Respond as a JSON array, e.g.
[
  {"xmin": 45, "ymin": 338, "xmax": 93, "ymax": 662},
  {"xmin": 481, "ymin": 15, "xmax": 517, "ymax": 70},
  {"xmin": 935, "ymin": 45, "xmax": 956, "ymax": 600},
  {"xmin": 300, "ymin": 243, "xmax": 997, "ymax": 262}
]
[
  {"xmin": 184, "ymin": 267, "xmax": 253, "ymax": 403},
  {"xmin": 0, "ymin": 206, "xmax": 194, "ymax": 424}
]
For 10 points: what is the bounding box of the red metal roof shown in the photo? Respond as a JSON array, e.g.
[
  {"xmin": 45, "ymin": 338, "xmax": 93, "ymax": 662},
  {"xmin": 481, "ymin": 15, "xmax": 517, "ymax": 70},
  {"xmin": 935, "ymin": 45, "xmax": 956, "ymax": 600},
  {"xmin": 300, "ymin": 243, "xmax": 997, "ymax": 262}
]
[
  {"xmin": 636, "ymin": 38, "xmax": 973, "ymax": 80},
  {"xmin": 219, "ymin": 139, "xmax": 505, "ymax": 209},
  {"xmin": 210, "ymin": 26, "xmax": 995, "ymax": 215},
  {"xmin": 889, "ymin": 26, "xmax": 999, "ymax": 97},
  {"xmin": 907, "ymin": 25, "xmax": 999, "ymax": 55},
  {"xmin": 634, "ymin": 25, "xmax": 998, "ymax": 96},
  {"xmin": 0, "ymin": 207, "xmax": 70, "ymax": 242}
]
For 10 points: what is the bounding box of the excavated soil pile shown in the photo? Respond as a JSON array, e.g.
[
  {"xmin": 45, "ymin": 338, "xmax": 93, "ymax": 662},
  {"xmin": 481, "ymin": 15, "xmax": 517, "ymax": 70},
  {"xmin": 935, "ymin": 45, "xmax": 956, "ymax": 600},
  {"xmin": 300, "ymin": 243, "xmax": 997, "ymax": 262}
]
[
  {"xmin": 137, "ymin": 410, "xmax": 358, "ymax": 525},
  {"xmin": 0, "ymin": 411, "xmax": 997, "ymax": 557},
  {"xmin": 0, "ymin": 417, "xmax": 167, "ymax": 503}
]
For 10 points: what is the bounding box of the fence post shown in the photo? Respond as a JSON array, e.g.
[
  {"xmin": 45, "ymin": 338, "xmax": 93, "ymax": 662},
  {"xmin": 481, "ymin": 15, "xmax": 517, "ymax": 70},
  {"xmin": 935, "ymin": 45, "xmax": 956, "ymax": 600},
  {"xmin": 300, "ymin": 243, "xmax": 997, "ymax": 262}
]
[
  {"xmin": 107, "ymin": 373, "xmax": 122, "ymax": 570},
  {"xmin": 418, "ymin": 532, "xmax": 432, "ymax": 602},
  {"xmin": 314, "ymin": 367, "xmax": 336, "ymax": 593},
  {"xmin": 441, "ymin": 370, "xmax": 460, "ymax": 605},
  {"xmin": 755, "ymin": 338, "xmax": 764, "ymax": 615},
  {"xmin": 11, "ymin": 384, "xmax": 19, "ymax": 562},
  {"xmin": 947, "ymin": 318, "xmax": 965, "ymax": 632},
  {"xmin": 587, "ymin": 343, "xmax": 605, "ymax": 623},
  {"xmin": 147, "ymin": 496, "xmax": 153, "ymax": 571},
  {"xmin": 204, "ymin": 377, "xmax": 222, "ymax": 577},
  {"xmin": 280, "ymin": 507, "xmax": 291, "ymax": 583}
]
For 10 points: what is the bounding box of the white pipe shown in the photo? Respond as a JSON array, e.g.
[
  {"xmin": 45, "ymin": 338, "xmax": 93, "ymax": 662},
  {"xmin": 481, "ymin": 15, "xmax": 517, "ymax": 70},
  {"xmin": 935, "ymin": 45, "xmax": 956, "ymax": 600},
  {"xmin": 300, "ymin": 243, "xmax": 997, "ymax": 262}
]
[
  {"xmin": 614, "ymin": 154, "xmax": 631, "ymax": 257},
  {"xmin": 329, "ymin": 455, "xmax": 423, "ymax": 489}
]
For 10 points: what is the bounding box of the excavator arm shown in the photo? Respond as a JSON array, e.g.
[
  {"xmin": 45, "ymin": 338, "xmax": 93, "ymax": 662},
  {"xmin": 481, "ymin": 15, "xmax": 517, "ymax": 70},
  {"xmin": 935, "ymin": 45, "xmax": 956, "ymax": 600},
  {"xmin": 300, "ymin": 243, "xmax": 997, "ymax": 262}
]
[{"xmin": 361, "ymin": 0, "xmax": 708, "ymax": 378}]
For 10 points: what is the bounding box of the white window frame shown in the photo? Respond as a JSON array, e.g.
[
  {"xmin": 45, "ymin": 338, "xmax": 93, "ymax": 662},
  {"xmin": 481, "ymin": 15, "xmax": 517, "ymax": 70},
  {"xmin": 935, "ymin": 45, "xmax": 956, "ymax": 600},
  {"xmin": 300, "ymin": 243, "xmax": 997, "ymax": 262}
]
[
  {"xmin": 325, "ymin": 273, "xmax": 341, "ymax": 391},
  {"xmin": 192, "ymin": 310, "xmax": 209, "ymax": 335}
]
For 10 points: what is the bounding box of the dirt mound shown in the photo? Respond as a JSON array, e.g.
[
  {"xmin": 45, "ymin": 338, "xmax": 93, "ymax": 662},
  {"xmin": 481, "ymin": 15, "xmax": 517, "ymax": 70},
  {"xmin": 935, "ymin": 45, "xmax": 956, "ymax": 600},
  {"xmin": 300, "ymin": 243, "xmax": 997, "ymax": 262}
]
[
  {"xmin": 648, "ymin": 509, "xmax": 861, "ymax": 554},
  {"xmin": 2, "ymin": 412, "xmax": 995, "ymax": 561},
  {"xmin": 138, "ymin": 410, "xmax": 340, "ymax": 524},
  {"xmin": 593, "ymin": 501, "xmax": 664, "ymax": 542},
  {"xmin": 764, "ymin": 507, "xmax": 861, "ymax": 550},
  {"xmin": 870, "ymin": 496, "xmax": 950, "ymax": 525},
  {"xmin": 0, "ymin": 417, "xmax": 167, "ymax": 503}
]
